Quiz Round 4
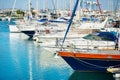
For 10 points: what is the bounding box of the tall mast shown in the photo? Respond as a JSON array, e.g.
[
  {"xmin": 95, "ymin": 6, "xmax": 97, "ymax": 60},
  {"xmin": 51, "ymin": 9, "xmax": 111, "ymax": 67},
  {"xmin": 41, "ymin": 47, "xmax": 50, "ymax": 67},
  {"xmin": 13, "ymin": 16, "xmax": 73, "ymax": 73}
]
[
  {"xmin": 46, "ymin": 0, "xmax": 48, "ymax": 10},
  {"xmin": 28, "ymin": 0, "xmax": 32, "ymax": 22},
  {"xmin": 96, "ymin": 0, "xmax": 102, "ymax": 14},
  {"xmin": 89, "ymin": 0, "xmax": 92, "ymax": 11},
  {"xmin": 56, "ymin": 0, "xmax": 58, "ymax": 11},
  {"xmin": 11, "ymin": 0, "xmax": 16, "ymax": 17},
  {"xmin": 62, "ymin": 0, "xmax": 80, "ymax": 46},
  {"xmin": 70, "ymin": 0, "xmax": 72, "ymax": 11},
  {"xmin": 113, "ymin": 0, "xmax": 119, "ymax": 17},
  {"xmin": 56, "ymin": 0, "xmax": 58, "ymax": 13},
  {"xmin": 36, "ymin": 0, "xmax": 39, "ymax": 10},
  {"xmin": 64, "ymin": 0, "xmax": 66, "ymax": 10},
  {"xmin": 28, "ymin": 0, "xmax": 31, "ymax": 14}
]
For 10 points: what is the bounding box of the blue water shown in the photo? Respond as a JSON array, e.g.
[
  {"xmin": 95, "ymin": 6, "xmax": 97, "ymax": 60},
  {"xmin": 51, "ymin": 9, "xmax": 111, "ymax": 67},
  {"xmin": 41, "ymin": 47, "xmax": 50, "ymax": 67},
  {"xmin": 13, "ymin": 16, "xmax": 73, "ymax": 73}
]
[{"xmin": 0, "ymin": 21, "xmax": 115, "ymax": 80}]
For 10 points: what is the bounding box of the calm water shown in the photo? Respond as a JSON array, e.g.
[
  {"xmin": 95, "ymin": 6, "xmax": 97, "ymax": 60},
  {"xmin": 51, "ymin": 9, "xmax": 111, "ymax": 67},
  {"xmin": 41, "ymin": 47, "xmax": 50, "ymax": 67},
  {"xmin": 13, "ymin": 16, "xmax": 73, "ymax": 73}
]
[{"xmin": 0, "ymin": 21, "xmax": 115, "ymax": 80}]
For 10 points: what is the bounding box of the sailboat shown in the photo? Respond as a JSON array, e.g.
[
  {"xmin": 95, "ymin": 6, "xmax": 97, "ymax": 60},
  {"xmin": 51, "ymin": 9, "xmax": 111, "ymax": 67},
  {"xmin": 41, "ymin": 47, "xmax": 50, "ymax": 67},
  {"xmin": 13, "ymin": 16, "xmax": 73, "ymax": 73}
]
[{"xmin": 58, "ymin": 0, "xmax": 120, "ymax": 72}]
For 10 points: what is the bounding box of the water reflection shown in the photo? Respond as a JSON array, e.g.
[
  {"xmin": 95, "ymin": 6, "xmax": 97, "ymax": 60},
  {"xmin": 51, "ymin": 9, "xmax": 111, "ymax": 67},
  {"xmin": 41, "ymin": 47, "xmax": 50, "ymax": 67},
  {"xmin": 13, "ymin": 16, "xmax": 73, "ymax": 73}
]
[
  {"xmin": 9, "ymin": 33, "xmax": 73, "ymax": 80},
  {"xmin": 36, "ymin": 47, "xmax": 73, "ymax": 80},
  {"xmin": 8, "ymin": 32, "xmax": 116, "ymax": 80},
  {"xmin": 9, "ymin": 33, "xmax": 33, "ymax": 79},
  {"xmin": 69, "ymin": 71, "xmax": 115, "ymax": 80}
]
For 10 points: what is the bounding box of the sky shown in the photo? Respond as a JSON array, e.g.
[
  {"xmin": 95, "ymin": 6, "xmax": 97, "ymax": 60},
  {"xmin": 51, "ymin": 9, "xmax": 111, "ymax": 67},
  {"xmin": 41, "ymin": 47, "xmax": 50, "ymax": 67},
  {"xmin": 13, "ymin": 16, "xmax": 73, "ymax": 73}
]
[{"xmin": 0, "ymin": 0, "xmax": 119, "ymax": 11}]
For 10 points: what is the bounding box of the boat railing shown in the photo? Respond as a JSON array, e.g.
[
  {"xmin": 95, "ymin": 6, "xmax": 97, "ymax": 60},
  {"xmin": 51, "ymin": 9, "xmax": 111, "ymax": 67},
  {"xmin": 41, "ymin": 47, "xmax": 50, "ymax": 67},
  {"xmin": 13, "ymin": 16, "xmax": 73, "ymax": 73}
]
[
  {"xmin": 58, "ymin": 45, "xmax": 120, "ymax": 54},
  {"xmin": 56, "ymin": 37, "xmax": 115, "ymax": 50},
  {"xmin": 34, "ymin": 37, "xmax": 118, "ymax": 54}
]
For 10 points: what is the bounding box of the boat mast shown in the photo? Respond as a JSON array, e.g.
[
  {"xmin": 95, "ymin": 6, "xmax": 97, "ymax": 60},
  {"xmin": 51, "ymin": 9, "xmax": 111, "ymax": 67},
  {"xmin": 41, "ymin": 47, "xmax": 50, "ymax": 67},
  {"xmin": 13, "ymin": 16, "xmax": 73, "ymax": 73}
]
[
  {"xmin": 89, "ymin": 0, "xmax": 92, "ymax": 11},
  {"xmin": 46, "ymin": 0, "xmax": 48, "ymax": 11},
  {"xmin": 113, "ymin": 0, "xmax": 119, "ymax": 17},
  {"xmin": 56, "ymin": 0, "xmax": 58, "ymax": 12},
  {"xmin": 56, "ymin": 0, "xmax": 59, "ymax": 14},
  {"xmin": 11, "ymin": 0, "xmax": 16, "ymax": 17},
  {"xmin": 28, "ymin": 0, "xmax": 31, "ymax": 14},
  {"xmin": 28, "ymin": 0, "xmax": 32, "ymax": 22},
  {"xmin": 28, "ymin": 0, "xmax": 32, "ymax": 16},
  {"xmin": 36, "ymin": 0, "xmax": 39, "ymax": 10},
  {"xmin": 9, "ymin": 0, "xmax": 16, "ymax": 22},
  {"xmin": 70, "ymin": 0, "xmax": 72, "ymax": 11},
  {"xmin": 96, "ymin": 0, "xmax": 102, "ymax": 14},
  {"xmin": 51, "ymin": 0, "xmax": 57, "ymax": 14},
  {"xmin": 62, "ymin": 0, "xmax": 80, "ymax": 46}
]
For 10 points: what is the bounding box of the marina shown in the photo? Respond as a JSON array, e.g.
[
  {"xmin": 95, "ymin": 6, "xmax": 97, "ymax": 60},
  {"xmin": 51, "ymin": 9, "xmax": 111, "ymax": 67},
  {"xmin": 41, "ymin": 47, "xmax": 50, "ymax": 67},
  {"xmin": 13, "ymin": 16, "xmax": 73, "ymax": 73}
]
[
  {"xmin": 0, "ymin": 0, "xmax": 120, "ymax": 80},
  {"xmin": 0, "ymin": 20, "xmax": 116, "ymax": 80}
]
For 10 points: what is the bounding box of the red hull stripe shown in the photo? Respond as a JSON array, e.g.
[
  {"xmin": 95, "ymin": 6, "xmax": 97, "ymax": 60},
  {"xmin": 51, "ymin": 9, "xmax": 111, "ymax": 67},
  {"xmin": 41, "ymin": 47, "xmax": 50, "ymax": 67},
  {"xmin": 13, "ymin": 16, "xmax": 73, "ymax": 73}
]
[{"xmin": 58, "ymin": 51, "xmax": 120, "ymax": 60}]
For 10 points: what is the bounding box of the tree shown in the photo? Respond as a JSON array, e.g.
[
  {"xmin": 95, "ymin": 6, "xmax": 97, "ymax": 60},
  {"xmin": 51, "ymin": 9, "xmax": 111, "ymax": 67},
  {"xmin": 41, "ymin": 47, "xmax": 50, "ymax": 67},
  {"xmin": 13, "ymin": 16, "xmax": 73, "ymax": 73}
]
[{"xmin": 16, "ymin": 9, "xmax": 25, "ymax": 17}]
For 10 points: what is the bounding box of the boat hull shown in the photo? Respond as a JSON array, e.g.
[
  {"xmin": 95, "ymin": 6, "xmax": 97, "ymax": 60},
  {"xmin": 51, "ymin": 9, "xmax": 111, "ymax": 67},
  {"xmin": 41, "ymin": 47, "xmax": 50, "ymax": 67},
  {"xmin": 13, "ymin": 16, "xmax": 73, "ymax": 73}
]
[
  {"xmin": 9, "ymin": 25, "xmax": 21, "ymax": 33},
  {"xmin": 59, "ymin": 51, "xmax": 120, "ymax": 72},
  {"xmin": 21, "ymin": 31, "xmax": 35, "ymax": 38},
  {"xmin": 62, "ymin": 57, "xmax": 120, "ymax": 72}
]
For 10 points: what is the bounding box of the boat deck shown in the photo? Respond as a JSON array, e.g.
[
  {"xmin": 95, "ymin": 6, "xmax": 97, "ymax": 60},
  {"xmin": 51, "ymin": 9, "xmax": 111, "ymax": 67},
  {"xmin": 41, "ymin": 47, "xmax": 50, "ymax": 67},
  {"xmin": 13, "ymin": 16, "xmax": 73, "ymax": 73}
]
[
  {"xmin": 62, "ymin": 48, "xmax": 120, "ymax": 54},
  {"xmin": 82, "ymin": 49, "xmax": 119, "ymax": 54}
]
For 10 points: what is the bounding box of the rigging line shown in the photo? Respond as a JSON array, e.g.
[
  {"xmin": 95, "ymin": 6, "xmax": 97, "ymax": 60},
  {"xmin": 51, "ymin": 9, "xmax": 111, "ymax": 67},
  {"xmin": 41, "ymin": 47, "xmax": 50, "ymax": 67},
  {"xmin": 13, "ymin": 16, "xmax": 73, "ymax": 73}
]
[
  {"xmin": 113, "ymin": 0, "xmax": 119, "ymax": 17},
  {"xmin": 77, "ymin": 57, "xmax": 120, "ymax": 69},
  {"xmin": 67, "ymin": 54, "xmax": 107, "ymax": 69},
  {"xmin": 76, "ymin": 59, "xmax": 107, "ymax": 69},
  {"xmin": 51, "ymin": 0, "xmax": 57, "ymax": 14},
  {"xmin": 62, "ymin": 0, "xmax": 80, "ymax": 47},
  {"xmin": 110, "ymin": 64, "xmax": 120, "ymax": 68}
]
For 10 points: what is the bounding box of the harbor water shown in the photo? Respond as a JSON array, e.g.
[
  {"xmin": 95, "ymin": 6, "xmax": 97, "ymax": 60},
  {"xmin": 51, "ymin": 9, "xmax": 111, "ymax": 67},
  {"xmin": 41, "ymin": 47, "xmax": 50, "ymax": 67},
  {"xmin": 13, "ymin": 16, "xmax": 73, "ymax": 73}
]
[{"xmin": 0, "ymin": 21, "xmax": 116, "ymax": 80}]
